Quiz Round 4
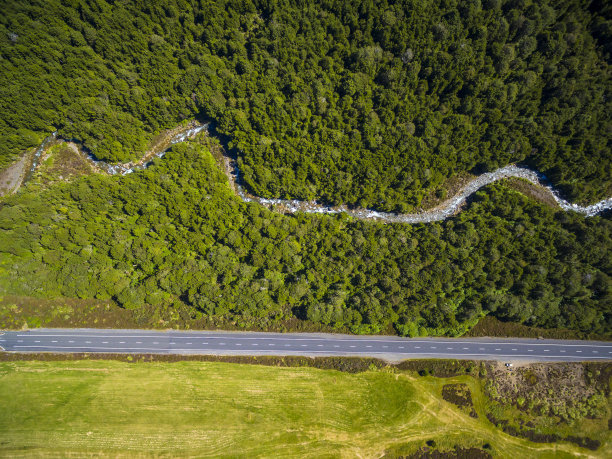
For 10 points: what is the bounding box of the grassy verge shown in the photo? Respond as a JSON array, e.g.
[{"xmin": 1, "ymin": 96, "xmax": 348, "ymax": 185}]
[
  {"xmin": 3, "ymin": 295, "xmax": 609, "ymax": 341},
  {"xmin": 0, "ymin": 359, "xmax": 609, "ymax": 458}
]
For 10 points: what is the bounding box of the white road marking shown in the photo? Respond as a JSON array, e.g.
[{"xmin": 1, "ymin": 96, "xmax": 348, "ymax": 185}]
[
  {"xmin": 252, "ymin": 344, "xmax": 258, "ymax": 346},
  {"xmin": 51, "ymin": 340, "xmax": 57, "ymax": 343},
  {"xmin": 593, "ymin": 351, "xmax": 598, "ymax": 353},
  {"xmin": 543, "ymin": 349, "xmax": 550, "ymax": 352},
  {"xmin": 11, "ymin": 334, "xmax": 612, "ymax": 349},
  {"xmin": 463, "ymin": 347, "xmax": 469, "ymax": 350},
  {"xmin": 447, "ymin": 347, "xmax": 453, "ymax": 350},
  {"xmin": 235, "ymin": 344, "xmax": 241, "ymax": 346},
  {"xmin": 85, "ymin": 341, "xmax": 91, "ymax": 344},
  {"xmin": 415, "ymin": 346, "xmax": 421, "ymax": 349},
  {"xmin": 301, "ymin": 344, "xmax": 307, "ymax": 347},
  {"xmin": 511, "ymin": 349, "xmax": 517, "ymax": 351},
  {"xmin": 102, "ymin": 341, "xmax": 109, "ymax": 344},
  {"xmin": 495, "ymin": 348, "xmax": 501, "ymax": 351},
  {"xmin": 560, "ymin": 350, "xmax": 566, "ymax": 353},
  {"xmin": 135, "ymin": 341, "xmax": 142, "ymax": 344},
  {"xmin": 528, "ymin": 349, "xmax": 533, "ymax": 352},
  {"xmin": 366, "ymin": 345, "xmax": 372, "ymax": 348},
  {"xmin": 382, "ymin": 346, "xmax": 388, "ymax": 348},
  {"xmin": 576, "ymin": 350, "xmax": 582, "ymax": 353},
  {"xmin": 35, "ymin": 341, "xmax": 40, "ymax": 343},
  {"xmin": 317, "ymin": 344, "xmax": 323, "ymax": 347},
  {"xmin": 119, "ymin": 341, "xmax": 125, "ymax": 344}
]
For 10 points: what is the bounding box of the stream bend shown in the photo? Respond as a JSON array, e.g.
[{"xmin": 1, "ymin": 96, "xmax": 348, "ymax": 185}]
[{"xmin": 23, "ymin": 124, "xmax": 612, "ymax": 223}]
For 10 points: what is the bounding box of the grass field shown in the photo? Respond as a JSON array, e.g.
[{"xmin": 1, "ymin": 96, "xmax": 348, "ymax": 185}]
[{"xmin": 0, "ymin": 361, "xmax": 609, "ymax": 457}]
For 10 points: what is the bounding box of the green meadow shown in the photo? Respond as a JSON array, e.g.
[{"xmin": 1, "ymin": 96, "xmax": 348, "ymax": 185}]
[{"xmin": 0, "ymin": 360, "xmax": 608, "ymax": 457}]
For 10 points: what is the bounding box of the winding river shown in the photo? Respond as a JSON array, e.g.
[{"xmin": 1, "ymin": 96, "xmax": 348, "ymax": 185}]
[{"xmin": 20, "ymin": 123, "xmax": 612, "ymax": 223}]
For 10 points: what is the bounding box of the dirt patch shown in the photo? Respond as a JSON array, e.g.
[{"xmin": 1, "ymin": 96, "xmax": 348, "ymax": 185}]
[
  {"xmin": 0, "ymin": 154, "xmax": 28, "ymax": 196},
  {"xmin": 442, "ymin": 384, "xmax": 477, "ymax": 418}
]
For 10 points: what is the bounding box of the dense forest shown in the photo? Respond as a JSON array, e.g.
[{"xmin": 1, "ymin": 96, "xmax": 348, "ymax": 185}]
[
  {"xmin": 0, "ymin": 0, "xmax": 610, "ymax": 337},
  {"xmin": 1, "ymin": 0, "xmax": 610, "ymax": 209},
  {"xmin": 1, "ymin": 136, "xmax": 610, "ymax": 336}
]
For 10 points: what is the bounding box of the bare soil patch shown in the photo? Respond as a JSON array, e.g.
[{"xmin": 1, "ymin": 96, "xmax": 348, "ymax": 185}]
[{"xmin": 0, "ymin": 154, "xmax": 28, "ymax": 196}]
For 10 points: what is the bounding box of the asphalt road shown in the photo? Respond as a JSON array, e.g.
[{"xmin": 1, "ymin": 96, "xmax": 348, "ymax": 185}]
[{"xmin": 1, "ymin": 329, "xmax": 611, "ymax": 361}]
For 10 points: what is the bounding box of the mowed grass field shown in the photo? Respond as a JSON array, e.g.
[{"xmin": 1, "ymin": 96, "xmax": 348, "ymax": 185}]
[{"xmin": 0, "ymin": 360, "xmax": 609, "ymax": 458}]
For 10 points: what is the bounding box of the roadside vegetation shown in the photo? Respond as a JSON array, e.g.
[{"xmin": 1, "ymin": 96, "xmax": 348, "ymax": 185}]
[{"xmin": 0, "ymin": 359, "xmax": 609, "ymax": 457}]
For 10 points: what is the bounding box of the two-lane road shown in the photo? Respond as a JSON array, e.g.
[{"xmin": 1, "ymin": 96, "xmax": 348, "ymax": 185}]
[{"xmin": 1, "ymin": 329, "xmax": 611, "ymax": 361}]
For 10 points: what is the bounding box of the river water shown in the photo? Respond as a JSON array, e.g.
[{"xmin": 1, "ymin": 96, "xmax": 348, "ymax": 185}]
[{"xmin": 23, "ymin": 123, "xmax": 612, "ymax": 223}]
